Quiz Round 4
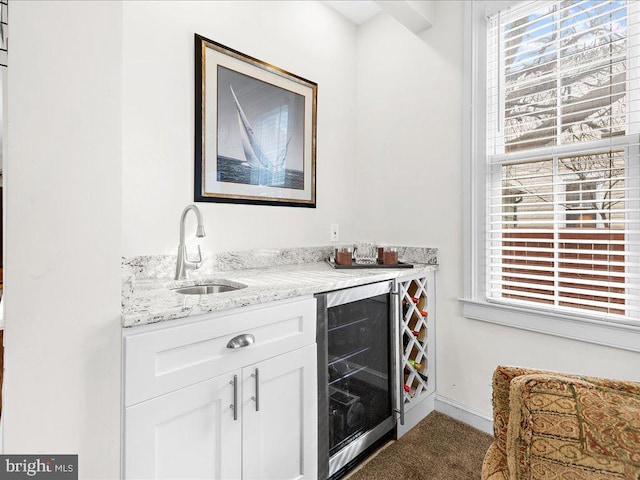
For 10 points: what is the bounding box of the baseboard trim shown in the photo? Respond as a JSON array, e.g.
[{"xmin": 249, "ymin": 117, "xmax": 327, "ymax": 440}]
[
  {"xmin": 397, "ymin": 392, "xmax": 435, "ymax": 439},
  {"xmin": 435, "ymin": 395, "xmax": 493, "ymax": 435}
]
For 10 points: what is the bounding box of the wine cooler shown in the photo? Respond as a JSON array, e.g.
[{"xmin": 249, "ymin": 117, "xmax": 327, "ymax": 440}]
[{"xmin": 316, "ymin": 281, "xmax": 399, "ymax": 479}]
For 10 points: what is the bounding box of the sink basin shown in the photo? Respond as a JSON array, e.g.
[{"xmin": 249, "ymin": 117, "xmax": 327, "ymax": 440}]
[{"xmin": 171, "ymin": 282, "xmax": 247, "ymax": 295}]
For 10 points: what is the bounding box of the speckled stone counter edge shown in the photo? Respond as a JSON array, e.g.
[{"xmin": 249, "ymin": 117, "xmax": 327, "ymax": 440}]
[{"xmin": 122, "ymin": 245, "xmax": 438, "ymax": 327}]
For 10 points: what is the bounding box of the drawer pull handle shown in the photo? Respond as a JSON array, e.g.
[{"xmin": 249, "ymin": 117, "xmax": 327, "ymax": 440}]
[
  {"xmin": 226, "ymin": 333, "xmax": 255, "ymax": 349},
  {"xmin": 251, "ymin": 368, "xmax": 260, "ymax": 411},
  {"xmin": 230, "ymin": 375, "xmax": 238, "ymax": 421}
]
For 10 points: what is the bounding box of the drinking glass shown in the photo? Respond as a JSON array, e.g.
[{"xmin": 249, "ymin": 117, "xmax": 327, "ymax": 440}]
[
  {"xmin": 354, "ymin": 241, "xmax": 377, "ymax": 265},
  {"xmin": 382, "ymin": 246, "xmax": 398, "ymax": 265},
  {"xmin": 335, "ymin": 247, "xmax": 353, "ymax": 266}
]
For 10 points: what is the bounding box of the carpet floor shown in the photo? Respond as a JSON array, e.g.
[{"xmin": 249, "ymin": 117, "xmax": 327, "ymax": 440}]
[{"xmin": 346, "ymin": 411, "xmax": 493, "ymax": 480}]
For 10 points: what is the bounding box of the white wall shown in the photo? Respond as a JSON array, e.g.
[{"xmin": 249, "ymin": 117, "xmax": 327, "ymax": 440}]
[
  {"xmin": 356, "ymin": 0, "xmax": 640, "ymax": 422},
  {"xmin": 4, "ymin": 2, "xmax": 123, "ymax": 478},
  {"xmin": 122, "ymin": 0, "xmax": 359, "ymax": 257},
  {"xmin": 5, "ymin": 4, "xmax": 638, "ymax": 477},
  {"xmin": 3, "ymin": 2, "xmax": 356, "ymax": 476}
]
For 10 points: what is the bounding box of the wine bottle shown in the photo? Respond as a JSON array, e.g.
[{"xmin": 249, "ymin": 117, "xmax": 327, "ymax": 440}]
[
  {"xmin": 412, "ymin": 329, "xmax": 426, "ymax": 342},
  {"xmin": 408, "ymin": 358, "xmax": 426, "ymax": 373},
  {"xmin": 403, "ymin": 373, "xmax": 413, "ymax": 395},
  {"xmin": 402, "ymin": 298, "xmax": 422, "ymax": 309}
]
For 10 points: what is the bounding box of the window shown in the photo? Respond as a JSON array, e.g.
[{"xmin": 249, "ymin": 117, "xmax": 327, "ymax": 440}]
[{"xmin": 463, "ymin": 0, "xmax": 640, "ymax": 348}]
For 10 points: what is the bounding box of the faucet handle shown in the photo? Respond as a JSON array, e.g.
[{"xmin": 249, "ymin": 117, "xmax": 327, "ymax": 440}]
[{"xmin": 188, "ymin": 244, "xmax": 203, "ymax": 267}]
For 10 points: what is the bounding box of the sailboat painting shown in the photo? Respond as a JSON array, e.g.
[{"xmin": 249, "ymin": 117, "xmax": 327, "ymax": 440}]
[
  {"xmin": 216, "ymin": 66, "xmax": 304, "ymax": 190},
  {"xmin": 195, "ymin": 34, "xmax": 317, "ymax": 207}
]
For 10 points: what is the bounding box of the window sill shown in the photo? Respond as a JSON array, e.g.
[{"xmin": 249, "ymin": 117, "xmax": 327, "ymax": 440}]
[{"xmin": 459, "ymin": 298, "xmax": 640, "ymax": 353}]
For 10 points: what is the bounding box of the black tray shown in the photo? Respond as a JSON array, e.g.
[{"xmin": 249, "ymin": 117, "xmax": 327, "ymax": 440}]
[{"xmin": 325, "ymin": 259, "xmax": 413, "ymax": 269}]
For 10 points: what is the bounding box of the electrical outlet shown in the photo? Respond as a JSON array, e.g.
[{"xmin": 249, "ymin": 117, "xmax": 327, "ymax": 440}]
[{"xmin": 330, "ymin": 224, "xmax": 339, "ymax": 242}]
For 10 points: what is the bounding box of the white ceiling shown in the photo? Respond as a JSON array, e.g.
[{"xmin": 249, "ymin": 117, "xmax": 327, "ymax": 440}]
[{"xmin": 323, "ymin": 1, "xmax": 382, "ymax": 25}]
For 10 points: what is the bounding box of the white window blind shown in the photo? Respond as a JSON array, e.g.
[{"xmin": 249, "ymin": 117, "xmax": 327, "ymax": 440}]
[{"xmin": 486, "ymin": 0, "xmax": 640, "ymax": 323}]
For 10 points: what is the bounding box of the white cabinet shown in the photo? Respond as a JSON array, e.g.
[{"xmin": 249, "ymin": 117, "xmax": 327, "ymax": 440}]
[
  {"xmin": 125, "ymin": 371, "xmax": 242, "ymax": 480},
  {"xmin": 396, "ymin": 271, "xmax": 436, "ymax": 438},
  {"xmin": 123, "ymin": 298, "xmax": 317, "ymax": 407},
  {"xmin": 123, "ymin": 298, "xmax": 318, "ymax": 480},
  {"xmin": 242, "ymin": 344, "xmax": 317, "ymax": 480}
]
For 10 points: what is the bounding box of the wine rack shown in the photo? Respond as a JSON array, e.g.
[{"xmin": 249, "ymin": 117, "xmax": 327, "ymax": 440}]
[{"xmin": 398, "ymin": 275, "xmax": 432, "ymax": 408}]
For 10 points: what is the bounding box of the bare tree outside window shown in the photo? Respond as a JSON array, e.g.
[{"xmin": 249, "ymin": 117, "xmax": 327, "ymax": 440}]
[
  {"xmin": 493, "ymin": 1, "xmax": 632, "ymax": 316},
  {"xmin": 504, "ymin": 1, "xmax": 627, "ymax": 151}
]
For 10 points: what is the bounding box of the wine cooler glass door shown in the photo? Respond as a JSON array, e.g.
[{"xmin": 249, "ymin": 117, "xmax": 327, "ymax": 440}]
[{"xmin": 318, "ymin": 280, "xmax": 395, "ymax": 478}]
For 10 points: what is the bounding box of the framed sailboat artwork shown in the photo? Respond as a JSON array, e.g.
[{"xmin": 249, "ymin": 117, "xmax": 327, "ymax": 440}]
[{"xmin": 194, "ymin": 34, "xmax": 317, "ymax": 207}]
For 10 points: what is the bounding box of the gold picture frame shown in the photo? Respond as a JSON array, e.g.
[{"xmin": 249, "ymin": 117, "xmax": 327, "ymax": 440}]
[{"xmin": 195, "ymin": 34, "xmax": 317, "ymax": 207}]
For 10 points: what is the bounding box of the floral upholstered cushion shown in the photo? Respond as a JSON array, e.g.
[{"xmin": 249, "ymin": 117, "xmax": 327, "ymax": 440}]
[
  {"xmin": 481, "ymin": 443, "xmax": 510, "ymax": 480},
  {"xmin": 576, "ymin": 382, "xmax": 640, "ymax": 467},
  {"xmin": 481, "ymin": 366, "xmax": 640, "ymax": 480},
  {"xmin": 507, "ymin": 374, "xmax": 640, "ymax": 480}
]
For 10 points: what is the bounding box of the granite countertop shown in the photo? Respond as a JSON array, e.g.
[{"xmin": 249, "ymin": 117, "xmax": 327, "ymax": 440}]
[{"xmin": 121, "ymin": 246, "xmax": 438, "ymax": 328}]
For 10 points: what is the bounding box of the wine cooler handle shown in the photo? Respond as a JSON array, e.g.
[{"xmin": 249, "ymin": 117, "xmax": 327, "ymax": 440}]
[
  {"xmin": 230, "ymin": 375, "xmax": 238, "ymax": 421},
  {"xmin": 391, "ymin": 282, "xmax": 405, "ymax": 426},
  {"xmin": 251, "ymin": 368, "xmax": 260, "ymax": 411},
  {"xmin": 226, "ymin": 333, "xmax": 255, "ymax": 349},
  {"xmin": 396, "ymin": 350, "xmax": 405, "ymax": 425}
]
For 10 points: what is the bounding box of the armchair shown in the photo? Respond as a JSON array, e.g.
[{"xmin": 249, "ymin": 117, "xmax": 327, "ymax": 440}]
[{"xmin": 481, "ymin": 365, "xmax": 640, "ymax": 480}]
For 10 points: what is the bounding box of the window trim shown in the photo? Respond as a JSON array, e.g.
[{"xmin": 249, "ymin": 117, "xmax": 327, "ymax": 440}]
[
  {"xmin": 461, "ymin": 0, "xmax": 640, "ymax": 352},
  {"xmin": 460, "ymin": 298, "xmax": 640, "ymax": 352}
]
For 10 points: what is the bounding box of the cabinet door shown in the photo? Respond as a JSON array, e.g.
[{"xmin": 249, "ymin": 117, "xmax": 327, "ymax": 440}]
[
  {"xmin": 242, "ymin": 344, "xmax": 317, "ymax": 480},
  {"xmin": 124, "ymin": 371, "xmax": 241, "ymax": 480}
]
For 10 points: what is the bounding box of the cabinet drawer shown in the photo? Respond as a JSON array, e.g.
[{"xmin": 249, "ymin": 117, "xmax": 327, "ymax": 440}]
[{"xmin": 124, "ymin": 298, "xmax": 316, "ymax": 406}]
